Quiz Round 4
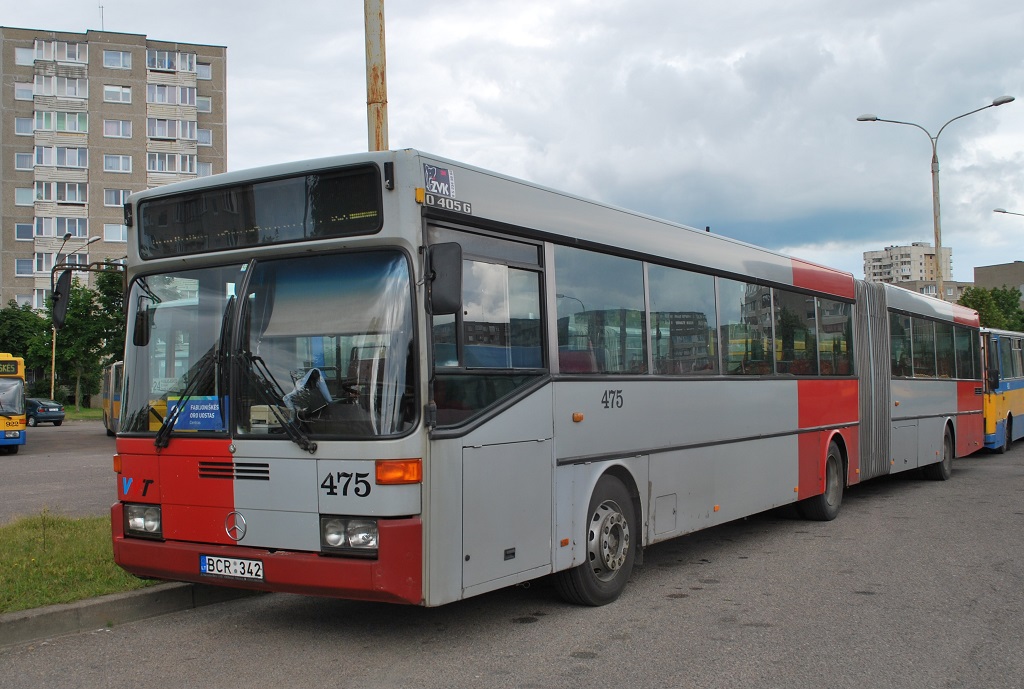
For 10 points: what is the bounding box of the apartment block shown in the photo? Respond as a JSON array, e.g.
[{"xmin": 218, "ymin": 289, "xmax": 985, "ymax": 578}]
[
  {"xmin": 1, "ymin": 26, "xmax": 226, "ymax": 308},
  {"xmin": 863, "ymin": 242, "xmax": 952, "ymax": 286}
]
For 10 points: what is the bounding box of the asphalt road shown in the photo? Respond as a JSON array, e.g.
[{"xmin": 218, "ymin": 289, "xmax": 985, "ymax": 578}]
[
  {"xmin": 0, "ymin": 419, "xmax": 116, "ymax": 525},
  {"xmin": 1, "ymin": 427, "xmax": 1022, "ymax": 688}
]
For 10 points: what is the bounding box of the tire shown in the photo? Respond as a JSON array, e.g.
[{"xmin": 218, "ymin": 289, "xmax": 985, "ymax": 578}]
[
  {"xmin": 923, "ymin": 427, "xmax": 954, "ymax": 481},
  {"xmin": 798, "ymin": 441, "xmax": 844, "ymax": 521},
  {"xmin": 27, "ymin": 416, "xmax": 37, "ymax": 427},
  {"xmin": 997, "ymin": 417, "xmax": 1012, "ymax": 454},
  {"xmin": 7, "ymin": 446, "xmax": 17, "ymax": 455},
  {"xmin": 555, "ymin": 474, "xmax": 637, "ymax": 606},
  {"xmin": 53, "ymin": 421, "xmax": 62, "ymax": 427}
]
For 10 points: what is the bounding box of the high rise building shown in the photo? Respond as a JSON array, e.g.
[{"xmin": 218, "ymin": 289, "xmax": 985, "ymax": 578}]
[
  {"xmin": 863, "ymin": 242, "xmax": 952, "ymax": 285},
  {"xmin": 1, "ymin": 26, "xmax": 226, "ymax": 308}
]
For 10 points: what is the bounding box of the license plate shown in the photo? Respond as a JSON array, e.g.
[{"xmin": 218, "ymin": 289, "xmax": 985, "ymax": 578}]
[{"xmin": 199, "ymin": 555, "xmax": 264, "ymax": 581}]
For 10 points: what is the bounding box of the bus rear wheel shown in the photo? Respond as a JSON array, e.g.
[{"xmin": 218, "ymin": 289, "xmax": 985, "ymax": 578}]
[
  {"xmin": 798, "ymin": 441, "xmax": 843, "ymax": 521},
  {"xmin": 997, "ymin": 417, "xmax": 1012, "ymax": 454},
  {"xmin": 923, "ymin": 427, "xmax": 954, "ymax": 481},
  {"xmin": 555, "ymin": 474, "xmax": 636, "ymax": 606}
]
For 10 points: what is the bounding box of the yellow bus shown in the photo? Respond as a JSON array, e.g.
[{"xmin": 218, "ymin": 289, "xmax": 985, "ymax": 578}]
[
  {"xmin": 0, "ymin": 353, "xmax": 27, "ymax": 454},
  {"xmin": 101, "ymin": 361, "xmax": 123, "ymax": 437}
]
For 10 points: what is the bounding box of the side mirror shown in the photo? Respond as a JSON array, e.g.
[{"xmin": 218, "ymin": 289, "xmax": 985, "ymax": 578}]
[
  {"xmin": 427, "ymin": 243, "xmax": 462, "ymax": 315},
  {"xmin": 51, "ymin": 270, "xmax": 73, "ymax": 331},
  {"xmin": 133, "ymin": 302, "xmax": 153, "ymax": 347}
]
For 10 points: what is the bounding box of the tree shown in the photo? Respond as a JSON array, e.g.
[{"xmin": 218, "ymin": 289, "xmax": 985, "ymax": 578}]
[
  {"xmin": 990, "ymin": 286, "xmax": 1024, "ymax": 331},
  {"xmin": 958, "ymin": 287, "xmax": 1007, "ymax": 329},
  {"xmin": 0, "ymin": 301, "xmax": 49, "ymax": 369},
  {"xmin": 94, "ymin": 269, "xmax": 126, "ymax": 366},
  {"xmin": 26, "ymin": 280, "xmax": 106, "ymax": 409}
]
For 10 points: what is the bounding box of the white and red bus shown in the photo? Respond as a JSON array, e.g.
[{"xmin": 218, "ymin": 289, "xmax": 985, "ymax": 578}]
[{"xmin": 112, "ymin": 150, "xmax": 984, "ymax": 606}]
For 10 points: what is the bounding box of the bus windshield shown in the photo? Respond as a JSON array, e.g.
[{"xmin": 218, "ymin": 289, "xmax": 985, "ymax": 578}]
[
  {"xmin": 0, "ymin": 378, "xmax": 25, "ymax": 416},
  {"xmin": 121, "ymin": 250, "xmax": 415, "ymax": 440}
]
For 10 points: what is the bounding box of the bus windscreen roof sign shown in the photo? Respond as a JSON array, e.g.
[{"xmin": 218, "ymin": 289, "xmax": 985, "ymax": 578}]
[{"xmin": 137, "ymin": 165, "xmax": 382, "ymax": 259}]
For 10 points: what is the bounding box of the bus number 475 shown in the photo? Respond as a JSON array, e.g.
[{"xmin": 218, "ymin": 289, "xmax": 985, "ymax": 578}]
[
  {"xmin": 320, "ymin": 472, "xmax": 372, "ymax": 497},
  {"xmin": 601, "ymin": 389, "xmax": 624, "ymax": 409}
]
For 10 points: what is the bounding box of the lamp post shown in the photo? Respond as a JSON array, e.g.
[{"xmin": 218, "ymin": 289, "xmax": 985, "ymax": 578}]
[
  {"xmin": 50, "ymin": 235, "xmax": 101, "ymax": 399},
  {"xmin": 994, "ymin": 208, "xmax": 1024, "ymax": 218},
  {"xmin": 857, "ymin": 96, "xmax": 1015, "ymax": 301}
]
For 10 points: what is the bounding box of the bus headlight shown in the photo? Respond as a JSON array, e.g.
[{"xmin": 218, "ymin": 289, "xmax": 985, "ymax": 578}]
[
  {"xmin": 4, "ymin": 431, "xmax": 21, "ymax": 439},
  {"xmin": 319, "ymin": 516, "xmax": 378, "ymax": 557},
  {"xmin": 124, "ymin": 504, "xmax": 162, "ymax": 539}
]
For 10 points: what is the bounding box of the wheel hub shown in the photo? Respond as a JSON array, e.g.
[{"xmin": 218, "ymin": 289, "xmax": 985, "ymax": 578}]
[{"xmin": 588, "ymin": 502, "xmax": 630, "ymax": 580}]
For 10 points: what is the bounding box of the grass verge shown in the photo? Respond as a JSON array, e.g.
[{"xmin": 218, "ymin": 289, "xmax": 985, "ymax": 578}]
[
  {"xmin": 64, "ymin": 407, "xmax": 103, "ymax": 422},
  {"xmin": 0, "ymin": 512, "xmax": 156, "ymax": 614}
]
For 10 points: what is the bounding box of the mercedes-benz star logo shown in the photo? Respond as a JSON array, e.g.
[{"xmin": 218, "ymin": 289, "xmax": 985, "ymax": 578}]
[{"xmin": 224, "ymin": 511, "xmax": 247, "ymax": 541}]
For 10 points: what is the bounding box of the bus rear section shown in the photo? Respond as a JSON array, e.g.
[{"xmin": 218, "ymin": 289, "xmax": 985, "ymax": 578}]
[{"xmin": 0, "ymin": 353, "xmax": 27, "ymax": 454}]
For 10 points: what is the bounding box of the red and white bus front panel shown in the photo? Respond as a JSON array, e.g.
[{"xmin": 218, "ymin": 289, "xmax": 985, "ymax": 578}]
[{"xmin": 112, "ymin": 436, "xmax": 425, "ymax": 604}]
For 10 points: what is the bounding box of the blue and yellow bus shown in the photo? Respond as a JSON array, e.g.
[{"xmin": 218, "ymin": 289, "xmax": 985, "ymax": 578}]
[
  {"xmin": 982, "ymin": 328, "xmax": 1024, "ymax": 452},
  {"xmin": 0, "ymin": 353, "xmax": 27, "ymax": 454}
]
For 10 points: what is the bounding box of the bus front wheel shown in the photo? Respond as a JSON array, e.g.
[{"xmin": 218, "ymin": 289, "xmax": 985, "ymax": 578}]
[
  {"xmin": 555, "ymin": 474, "xmax": 636, "ymax": 606},
  {"xmin": 923, "ymin": 427, "xmax": 954, "ymax": 481}
]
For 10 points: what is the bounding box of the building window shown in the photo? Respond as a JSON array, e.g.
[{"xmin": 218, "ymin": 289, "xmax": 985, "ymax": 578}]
[
  {"xmin": 57, "ymin": 42, "xmax": 88, "ymax": 63},
  {"xmin": 146, "ymin": 83, "xmax": 177, "ymax": 105},
  {"xmin": 104, "ymin": 154, "xmax": 132, "ymax": 173},
  {"xmin": 179, "ymin": 53, "xmax": 196, "ymax": 72},
  {"xmin": 103, "ymin": 119, "xmax": 133, "ymax": 138},
  {"xmin": 196, "ymin": 96, "xmax": 212, "ymax": 113},
  {"xmin": 104, "ymin": 224, "xmax": 128, "ymax": 242},
  {"xmin": 15, "ymin": 259, "xmax": 35, "ymax": 277},
  {"xmin": 57, "ymin": 217, "xmax": 88, "ymax": 238},
  {"xmin": 146, "ymin": 50, "xmax": 176, "ymax": 71},
  {"xmin": 56, "ymin": 147, "xmax": 88, "ymax": 168},
  {"xmin": 15, "ymin": 152, "xmax": 34, "ymax": 170},
  {"xmin": 15, "ymin": 188, "xmax": 34, "ymax": 206},
  {"xmin": 104, "ymin": 188, "xmax": 132, "ymax": 207},
  {"xmin": 35, "ymin": 112, "xmax": 53, "ymax": 131},
  {"xmin": 15, "ymin": 117, "xmax": 33, "ymax": 135},
  {"xmin": 197, "ymin": 162, "xmax": 214, "ymax": 177},
  {"xmin": 35, "ymin": 217, "xmax": 55, "ymax": 237},
  {"xmin": 55, "ymin": 77, "xmax": 88, "ymax": 98},
  {"xmin": 197, "ymin": 62, "xmax": 212, "ymax": 80},
  {"xmin": 103, "ymin": 50, "xmax": 132, "ymax": 69},
  {"xmin": 35, "ymin": 253, "xmax": 55, "ymax": 274},
  {"xmin": 33, "ymin": 290, "xmax": 48, "ymax": 309},
  {"xmin": 56, "ymin": 182, "xmax": 88, "ymax": 204},
  {"xmin": 35, "ymin": 146, "xmax": 54, "ymax": 166},
  {"xmin": 147, "ymin": 152, "xmax": 178, "ymax": 172},
  {"xmin": 197, "ymin": 128, "xmax": 213, "ymax": 146},
  {"xmin": 103, "ymin": 85, "xmax": 132, "ymax": 103},
  {"xmin": 15, "ymin": 82, "xmax": 33, "ymax": 100},
  {"xmin": 56, "ymin": 112, "xmax": 89, "ymax": 133},
  {"xmin": 15, "ymin": 223, "xmax": 34, "ymax": 241},
  {"xmin": 146, "ymin": 118, "xmax": 178, "ymax": 139},
  {"xmin": 15, "ymin": 47, "xmax": 35, "ymax": 65},
  {"xmin": 35, "ymin": 182, "xmax": 54, "ymax": 201},
  {"xmin": 16, "ymin": 294, "xmax": 33, "ymax": 308}
]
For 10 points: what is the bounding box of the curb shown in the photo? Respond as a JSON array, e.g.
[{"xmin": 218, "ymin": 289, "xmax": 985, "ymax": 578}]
[{"xmin": 0, "ymin": 583, "xmax": 261, "ymax": 649}]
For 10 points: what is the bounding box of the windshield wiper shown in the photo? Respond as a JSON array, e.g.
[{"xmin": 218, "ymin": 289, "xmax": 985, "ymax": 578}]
[
  {"xmin": 154, "ymin": 347, "xmax": 219, "ymax": 449},
  {"xmin": 238, "ymin": 351, "xmax": 317, "ymax": 454},
  {"xmin": 154, "ymin": 297, "xmax": 235, "ymax": 450}
]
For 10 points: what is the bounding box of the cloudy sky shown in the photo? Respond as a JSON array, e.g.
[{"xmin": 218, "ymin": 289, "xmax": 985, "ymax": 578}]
[{"xmin": 6, "ymin": 0, "xmax": 1023, "ymax": 281}]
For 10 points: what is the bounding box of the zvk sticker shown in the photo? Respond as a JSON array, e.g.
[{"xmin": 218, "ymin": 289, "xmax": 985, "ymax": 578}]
[{"xmin": 424, "ymin": 164, "xmax": 456, "ymax": 198}]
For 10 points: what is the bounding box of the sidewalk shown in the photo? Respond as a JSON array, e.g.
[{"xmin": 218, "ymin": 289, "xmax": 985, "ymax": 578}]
[{"xmin": 0, "ymin": 583, "xmax": 260, "ymax": 649}]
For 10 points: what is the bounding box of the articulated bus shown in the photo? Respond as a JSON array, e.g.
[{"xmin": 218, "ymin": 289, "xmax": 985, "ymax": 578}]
[
  {"xmin": 101, "ymin": 361, "xmax": 123, "ymax": 437},
  {"xmin": 0, "ymin": 353, "xmax": 27, "ymax": 455},
  {"xmin": 112, "ymin": 150, "xmax": 984, "ymax": 606},
  {"xmin": 981, "ymin": 328, "xmax": 1024, "ymax": 452}
]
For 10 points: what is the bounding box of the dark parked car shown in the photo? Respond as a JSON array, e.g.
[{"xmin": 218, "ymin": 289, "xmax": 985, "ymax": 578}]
[{"xmin": 26, "ymin": 398, "xmax": 65, "ymax": 427}]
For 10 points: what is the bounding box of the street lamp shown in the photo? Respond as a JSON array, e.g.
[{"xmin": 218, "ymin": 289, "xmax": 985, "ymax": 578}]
[
  {"xmin": 50, "ymin": 235, "xmax": 101, "ymax": 399},
  {"xmin": 857, "ymin": 95, "xmax": 1015, "ymax": 301},
  {"xmin": 994, "ymin": 208, "xmax": 1024, "ymax": 218}
]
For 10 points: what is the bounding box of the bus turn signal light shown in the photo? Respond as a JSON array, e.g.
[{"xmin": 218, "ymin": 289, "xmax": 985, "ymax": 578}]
[
  {"xmin": 572, "ymin": 412, "xmax": 584, "ymax": 423},
  {"xmin": 113, "ymin": 454, "xmax": 122, "ymax": 474},
  {"xmin": 376, "ymin": 458, "xmax": 422, "ymax": 485}
]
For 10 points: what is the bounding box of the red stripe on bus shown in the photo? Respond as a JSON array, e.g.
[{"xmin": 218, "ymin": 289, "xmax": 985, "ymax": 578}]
[
  {"xmin": 796, "ymin": 379, "xmax": 859, "ymax": 499},
  {"xmin": 112, "ymin": 505, "xmax": 423, "ymax": 605},
  {"xmin": 952, "ymin": 305, "xmax": 980, "ymax": 327},
  {"xmin": 116, "ymin": 437, "xmax": 236, "ymax": 544},
  {"xmin": 790, "ymin": 258, "xmax": 856, "ymax": 300},
  {"xmin": 956, "ymin": 380, "xmax": 984, "ymax": 456}
]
